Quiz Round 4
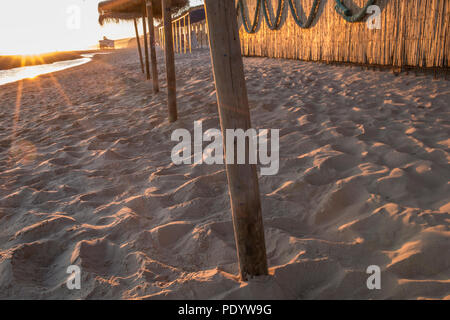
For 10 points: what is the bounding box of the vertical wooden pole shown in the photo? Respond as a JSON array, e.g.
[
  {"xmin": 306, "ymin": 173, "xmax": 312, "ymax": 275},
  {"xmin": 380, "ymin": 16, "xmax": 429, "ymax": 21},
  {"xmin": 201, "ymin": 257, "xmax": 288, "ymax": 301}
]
[
  {"xmin": 204, "ymin": 0, "xmax": 268, "ymax": 280},
  {"xmin": 142, "ymin": 5, "xmax": 151, "ymax": 80},
  {"xmin": 173, "ymin": 21, "xmax": 176, "ymax": 53},
  {"xmin": 178, "ymin": 22, "xmax": 181, "ymax": 53},
  {"xmin": 146, "ymin": 0, "xmax": 159, "ymax": 93},
  {"xmin": 162, "ymin": 0, "xmax": 177, "ymax": 122},
  {"xmin": 177, "ymin": 20, "xmax": 180, "ymax": 53},
  {"xmin": 133, "ymin": 18, "xmax": 145, "ymax": 74},
  {"xmin": 181, "ymin": 18, "xmax": 184, "ymax": 54},
  {"xmin": 183, "ymin": 16, "xmax": 187, "ymax": 54},
  {"xmin": 179, "ymin": 19, "xmax": 183, "ymax": 54},
  {"xmin": 188, "ymin": 14, "xmax": 192, "ymax": 53},
  {"xmin": 178, "ymin": 20, "xmax": 181, "ymax": 53},
  {"xmin": 159, "ymin": 28, "xmax": 161, "ymax": 46},
  {"xmin": 172, "ymin": 21, "xmax": 176, "ymax": 53}
]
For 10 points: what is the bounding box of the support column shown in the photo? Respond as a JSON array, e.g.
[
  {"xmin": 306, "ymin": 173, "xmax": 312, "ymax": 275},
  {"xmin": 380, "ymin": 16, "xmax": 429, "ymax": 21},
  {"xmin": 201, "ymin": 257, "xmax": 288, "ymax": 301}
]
[
  {"xmin": 162, "ymin": 0, "xmax": 178, "ymax": 122},
  {"xmin": 188, "ymin": 14, "xmax": 192, "ymax": 53},
  {"xmin": 142, "ymin": 4, "xmax": 150, "ymax": 80},
  {"xmin": 133, "ymin": 18, "xmax": 145, "ymax": 74},
  {"xmin": 146, "ymin": 0, "xmax": 159, "ymax": 93},
  {"xmin": 204, "ymin": 0, "xmax": 268, "ymax": 280}
]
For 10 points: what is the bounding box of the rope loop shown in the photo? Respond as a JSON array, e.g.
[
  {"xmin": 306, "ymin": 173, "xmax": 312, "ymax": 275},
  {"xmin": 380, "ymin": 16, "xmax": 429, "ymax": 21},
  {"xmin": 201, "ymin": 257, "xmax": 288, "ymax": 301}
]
[
  {"xmin": 237, "ymin": 0, "xmax": 262, "ymax": 34},
  {"xmin": 334, "ymin": 0, "xmax": 375, "ymax": 22},
  {"xmin": 287, "ymin": 0, "xmax": 321, "ymax": 28},
  {"xmin": 262, "ymin": 0, "xmax": 285, "ymax": 30},
  {"xmin": 236, "ymin": 0, "xmax": 376, "ymax": 34}
]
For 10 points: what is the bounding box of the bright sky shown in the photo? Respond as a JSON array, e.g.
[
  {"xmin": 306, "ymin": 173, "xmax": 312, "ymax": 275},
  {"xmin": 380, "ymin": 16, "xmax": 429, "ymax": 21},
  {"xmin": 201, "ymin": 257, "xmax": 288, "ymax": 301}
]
[{"xmin": 0, "ymin": 0, "xmax": 204, "ymax": 55}]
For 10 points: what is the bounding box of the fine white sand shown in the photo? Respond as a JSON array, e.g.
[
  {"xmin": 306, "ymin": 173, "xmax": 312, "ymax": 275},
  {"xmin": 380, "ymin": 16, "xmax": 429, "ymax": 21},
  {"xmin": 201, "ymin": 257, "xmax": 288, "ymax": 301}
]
[{"xmin": 0, "ymin": 48, "xmax": 449, "ymax": 299}]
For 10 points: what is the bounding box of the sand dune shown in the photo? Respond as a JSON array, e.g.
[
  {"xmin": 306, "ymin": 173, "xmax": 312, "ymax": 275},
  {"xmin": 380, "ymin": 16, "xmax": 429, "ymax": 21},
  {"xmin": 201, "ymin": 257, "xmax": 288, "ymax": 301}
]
[{"xmin": 0, "ymin": 48, "xmax": 449, "ymax": 299}]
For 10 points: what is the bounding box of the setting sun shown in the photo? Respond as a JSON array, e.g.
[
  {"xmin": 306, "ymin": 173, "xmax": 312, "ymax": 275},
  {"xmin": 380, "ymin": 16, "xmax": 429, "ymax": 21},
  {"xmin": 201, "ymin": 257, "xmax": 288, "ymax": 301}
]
[
  {"xmin": 0, "ymin": 0, "xmax": 138, "ymax": 55},
  {"xmin": 0, "ymin": 0, "xmax": 202, "ymax": 55}
]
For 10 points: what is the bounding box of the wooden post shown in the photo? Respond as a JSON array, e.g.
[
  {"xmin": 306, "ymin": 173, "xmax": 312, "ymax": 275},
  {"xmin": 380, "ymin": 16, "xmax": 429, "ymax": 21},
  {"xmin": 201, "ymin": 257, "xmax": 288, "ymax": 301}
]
[
  {"xmin": 188, "ymin": 14, "xmax": 192, "ymax": 53},
  {"xmin": 146, "ymin": 0, "xmax": 159, "ymax": 93},
  {"xmin": 183, "ymin": 16, "xmax": 187, "ymax": 54},
  {"xmin": 177, "ymin": 20, "xmax": 180, "ymax": 53},
  {"xmin": 178, "ymin": 19, "xmax": 181, "ymax": 53},
  {"xmin": 133, "ymin": 18, "xmax": 145, "ymax": 74},
  {"xmin": 178, "ymin": 19, "xmax": 183, "ymax": 54},
  {"xmin": 159, "ymin": 28, "xmax": 161, "ymax": 46},
  {"xmin": 204, "ymin": 0, "xmax": 268, "ymax": 280},
  {"xmin": 172, "ymin": 22, "xmax": 176, "ymax": 53},
  {"xmin": 142, "ymin": 5, "xmax": 151, "ymax": 80},
  {"xmin": 162, "ymin": 0, "xmax": 178, "ymax": 122},
  {"xmin": 181, "ymin": 18, "xmax": 184, "ymax": 54}
]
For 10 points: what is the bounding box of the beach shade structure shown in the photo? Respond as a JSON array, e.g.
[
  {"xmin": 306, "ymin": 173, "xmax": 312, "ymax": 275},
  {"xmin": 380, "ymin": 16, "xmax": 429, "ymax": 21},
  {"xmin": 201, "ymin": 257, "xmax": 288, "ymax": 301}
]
[
  {"xmin": 204, "ymin": 0, "xmax": 268, "ymax": 280},
  {"xmin": 98, "ymin": 0, "xmax": 187, "ymax": 121},
  {"xmin": 98, "ymin": 4, "xmax": 150, "ymax": 78},
  {"xmin": 98, "ymin": 0, "xmax": 189, "ymax": 97}
]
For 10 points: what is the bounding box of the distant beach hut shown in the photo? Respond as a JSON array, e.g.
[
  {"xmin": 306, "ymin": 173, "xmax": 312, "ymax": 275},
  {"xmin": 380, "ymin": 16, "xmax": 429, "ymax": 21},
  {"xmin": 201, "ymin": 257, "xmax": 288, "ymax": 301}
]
[{"xmin": 99, "ymin": 36, "xmax": 115, "ymax": 50}]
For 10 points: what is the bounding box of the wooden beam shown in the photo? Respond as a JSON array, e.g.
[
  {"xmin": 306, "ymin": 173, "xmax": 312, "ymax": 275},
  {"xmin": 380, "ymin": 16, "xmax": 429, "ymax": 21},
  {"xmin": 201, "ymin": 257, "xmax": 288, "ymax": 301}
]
[
  {"xmin": 204, "ymin": 0, "xmax": 268, "ymax": 280},
  {"xmin": 146, "ymin": 0, "xmax": 159, "ymax": 93},
  {"xmin": 142, "ymin": 4, "xmax": 150, "ymax": 80},
  {"xmin": 162, "ymin": 0, "xmax": 178, "ymax": 122},
  {"xmin": 133, "ymin": 18, "xmax": 145, "ymax": 74}
]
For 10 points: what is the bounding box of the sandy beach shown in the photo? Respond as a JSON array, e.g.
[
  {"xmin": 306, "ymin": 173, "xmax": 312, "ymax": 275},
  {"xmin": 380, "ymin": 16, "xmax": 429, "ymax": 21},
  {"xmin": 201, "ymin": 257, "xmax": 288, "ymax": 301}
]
[{"xmin": 0, "ymin": 47, "xmax": 448, "ymax": 299}]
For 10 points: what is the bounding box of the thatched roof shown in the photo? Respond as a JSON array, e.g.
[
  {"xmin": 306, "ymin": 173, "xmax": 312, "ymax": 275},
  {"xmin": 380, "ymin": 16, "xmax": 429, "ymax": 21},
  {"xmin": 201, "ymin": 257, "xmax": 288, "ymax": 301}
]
[
  {"xmin": 98, "ymin": 10, "xmax": 142, "ymax": 26},
  {"xmin": 98, "ymin": 0, "xmax": 189, "ymax": 25}
]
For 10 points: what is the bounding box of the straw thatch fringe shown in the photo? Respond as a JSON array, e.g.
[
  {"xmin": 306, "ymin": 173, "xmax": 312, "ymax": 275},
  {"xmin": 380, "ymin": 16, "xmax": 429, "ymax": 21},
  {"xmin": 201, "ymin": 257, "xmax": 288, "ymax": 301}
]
[
  {"xmin": 237, "ymin": 0, "xmax": 449, "ymax": 69},
  {"xmin": 99, "ymin": 11, "xmax": 142, "ymax": 26},
  {"xmin": 98, "ymin": 0, "xmax": 189, "ymax": 25}
]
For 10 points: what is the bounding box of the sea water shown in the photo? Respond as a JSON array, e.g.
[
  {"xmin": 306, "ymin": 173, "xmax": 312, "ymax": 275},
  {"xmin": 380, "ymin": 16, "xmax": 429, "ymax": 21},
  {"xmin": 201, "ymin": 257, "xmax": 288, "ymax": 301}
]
[{"xmin": 0, "ymin": 53, "xmax": 95, "ymax": 86}]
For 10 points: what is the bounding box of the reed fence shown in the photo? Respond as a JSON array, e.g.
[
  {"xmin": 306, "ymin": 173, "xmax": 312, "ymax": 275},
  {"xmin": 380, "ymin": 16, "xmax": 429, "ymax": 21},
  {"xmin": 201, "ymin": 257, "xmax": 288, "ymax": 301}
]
[{"xmin": 237, "ymin": 0, "xmax": 449, "ymax": 69}]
